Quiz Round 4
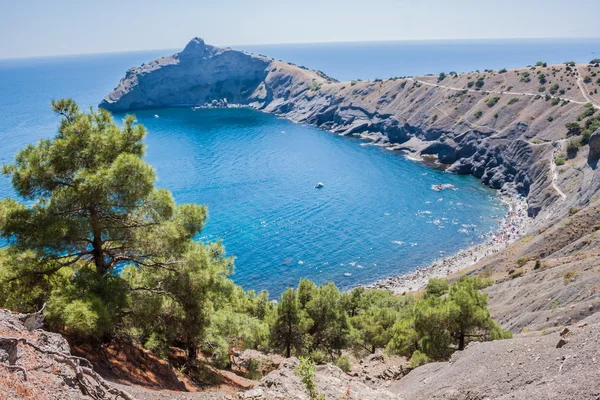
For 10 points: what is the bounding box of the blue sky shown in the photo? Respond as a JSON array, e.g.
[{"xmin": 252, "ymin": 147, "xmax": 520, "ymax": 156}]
[{"xmin": 1, "ymin": 0, "xmax": 599, "ymax": 59}]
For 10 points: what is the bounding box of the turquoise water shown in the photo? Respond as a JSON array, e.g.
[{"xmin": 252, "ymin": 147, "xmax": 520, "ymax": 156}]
[{"xmin": 3, "ymin": 38, "xmax": 597, "ymax": 294}]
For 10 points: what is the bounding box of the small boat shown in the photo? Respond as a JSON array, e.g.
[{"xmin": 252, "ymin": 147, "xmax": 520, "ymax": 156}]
[
  {"xmin": 154, "ymin": 114, "xmax": 159, "ymax": 118},
  {"xmin": 314, "ymin": 182, "xmax": 324, "ymax": 189}
]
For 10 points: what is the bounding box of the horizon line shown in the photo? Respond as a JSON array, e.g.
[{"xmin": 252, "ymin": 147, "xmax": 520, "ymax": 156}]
[{"xmin": 1, "ymin": 36, "xmax": 599, "ymax": 62}]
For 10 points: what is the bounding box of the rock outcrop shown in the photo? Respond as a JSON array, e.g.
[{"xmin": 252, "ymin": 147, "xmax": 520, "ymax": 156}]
[
  {"xmin": 0, "ymin": 309, "xmax": 133, "ymax": 400},
  {"xmin": 242, "ymin": 357, "xmax": 402, "ymax": 400},
  {"xmin": 101, "ymin": 38, "xmax": 600, "ymax": 222},
  {"xmin": 390, "ymin": 315, "xmax": 600, "ymax": 400}
]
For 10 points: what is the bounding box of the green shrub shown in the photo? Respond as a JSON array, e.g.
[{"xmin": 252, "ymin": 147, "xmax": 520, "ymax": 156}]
[
  {"xmin": 538, "ymin": 86, "xmax": 546, "ymax": 92},
  {"xmin": 244, "ymin": 358, "xmax": 263, "ymax": 380},
  {"xmin": 409, "ymin": 350, "xmax": 430, "ymax": 368},
  {"xmin": 507, "ymin": 97, "xmax": 519, "ymax": 105},
  {"xmin": 535, "ymin": 61, "xmax": 547, "ymax": 67},
  {"xmin": 474, "ymin": 111, "xmax": 483, "ymax": 119},
  {"xmin": 467, "ymin": 81, "xmax": 475, "ymax": 88},
  {"xmin": 475, "ymin": 77, "xmax": 485, "ymax": 89},
  {"xmin": 509, "ymin": 268, "xmax": 523, "ymax": 279},
  {"xmin": 516, "ymin": 257, "xmax": 530, "ymax": 267},
  {"xmin": 296, "ymin": 357, "xmax": 326, "ymax": 400},
  {"xmin": 565, "ymin": 122, "xmax": 582, "ymax": 136},
  {"xmin": 584, "ymin": 76, "xmax": 592, "ymax": 84},
  {"xmin": 438, "ymin": 72, "xmax": 446, "ymax": 82},
  {"xmin": 534, "ymin": 260, "xmax": 542, "ymax": 270},
  {"xmin": 499, "ymin": 68, "xmax": 507, "ymax": 73},
  {"xmin": 425, "ymin": 278, "xmax": 449, "ymax": 297},
  {"xmin": 335, "ymin": 356, "xmax": 352, "ymax": 373},
  {"xmin": 520, "ymin": 71, "xmax": 531, "ymax": 83},
  {"xmin": 578, "ymin": 107, "xmax": 595, "ymax": 121},
  {"xmin": 551, "ymin": 98, "xmax": 560, "ymax": 106},
  {"xmin": 566, "ymin": 139, "xmax": 580, "ymax": 157},
  {"xmin": 144, "ymin": 332, "xmax": 169, "ymax": 359},
  {"xmin": 485, "ymin": 96, "xmax": 500, "ymax": 107},
  {"xmin": 555, "ymin": 156, "xmax": 566, "ymax": 166},
  {"xmin": 538, "ymin": 73, "xmax": 547, "ymax": 84}
]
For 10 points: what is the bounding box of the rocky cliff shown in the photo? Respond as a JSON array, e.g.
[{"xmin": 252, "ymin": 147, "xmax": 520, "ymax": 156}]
[{"xmin": 101, "ymin": 38, "xmax": 600, "ymax": 224}]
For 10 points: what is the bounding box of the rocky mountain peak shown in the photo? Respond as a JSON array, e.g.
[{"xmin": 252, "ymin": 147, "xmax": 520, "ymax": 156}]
[{"xmin": 180, "ymin": 37, "xmax": 209, "ymax": 58}]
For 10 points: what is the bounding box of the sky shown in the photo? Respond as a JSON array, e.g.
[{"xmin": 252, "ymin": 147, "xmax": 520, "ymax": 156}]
[{"xmin": 1, "ymin": 0, "xmax": 599, "ymax": 59}]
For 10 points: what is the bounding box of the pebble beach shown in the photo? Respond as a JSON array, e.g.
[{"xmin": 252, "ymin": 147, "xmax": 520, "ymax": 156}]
[{"xmin": 364, "ymin": 195, "xmax": 530, "ymax": 293}]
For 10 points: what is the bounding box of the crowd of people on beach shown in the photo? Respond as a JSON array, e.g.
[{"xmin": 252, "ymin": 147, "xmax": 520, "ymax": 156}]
[{"xmin": 365, "ymin": 196, "xmax": 530, "ymax": 293}]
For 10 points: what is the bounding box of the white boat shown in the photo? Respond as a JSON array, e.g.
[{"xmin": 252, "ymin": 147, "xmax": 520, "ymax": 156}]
[
  {"xmin": 154, "ymin": 114, "xmax": 159, "ymax": 118},
  {"xmin": 314, "ymin": 182, "xmax": 324, "ymax": 189}
]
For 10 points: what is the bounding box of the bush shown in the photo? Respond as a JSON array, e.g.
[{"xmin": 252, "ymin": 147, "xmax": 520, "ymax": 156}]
[
  {"xmin": 535, "ymin": 61, "xmax": 547, "ymax": 67},
  {"xmin": 438, "ymin": 72, "xmax": 446, "ymax": 82},
  {"xmin": 499, "ymin": 68, "xmax": 507, "ymax": 73},
  {"xmin": 425, "ymin": 278, "xmax": 449, "ymax": 297},
  {"xmin": 516, "ymin": 257, "xmax": 530, "ymax": 267},
  {"xmin": 507, "ymin": 97, "xmax": 519, "ymax": 105},
  {"xmin": 538, "ymin": 86, "xmax": 546, "ymax": 92},
  {"xmin": 335, "ymin": 356, "xmax": 352, "ymax": 373},
  {"xmin": 520, "ymin": 71, "xmax": 531, "ymax": 83},
  {"xmin": 566, "ymin": 139, "xmax": 580, "ymax": 157},
  {"xmin": 475, "ymin": 77, "xmax": 485, "ymax": 89},
  {"xmin": 578, "ymin": 107, "xmax": 595, "ymax": 121},
  {"xmin": 409, "ymin": 350, "xmax": 430, "ymax": 368},
  {"xmin": 584, "ymin": 76, "xmax": 592, "ymax": 84},
  {"xmin": 485, "ymin": 96, "xmax": 500, "ymax": 107},
  {"xmin": 538, "ymin": 73, "xmax": 547, "ymax": 84},
  {"xmin": 551, "ymin": 98, "xmax": 560, "ymax": 106},
  {"xmin": 534, "ymin": 259, "xmax": 542, "ymax": 270},
  {"xmin": 509, "ymin": 268, "xmax": 523, "ymax": 279},
  {"xmin": 565, "ymin": 122, "xmax": 582, "ymax": 136},
  {"xmin": 474, "ymin": 111, "xmax": 483, "ymax": 119},
  {"xmin": 243, "ymin": 358, "xmax": 263, "ymax": 380},
  {"xmin": 554, "ymin": 156, "xmax": 566, "ymax": 166},
  {"xmin": 296, "ymin": 357, "xmax": 325, "ymax": 400}
]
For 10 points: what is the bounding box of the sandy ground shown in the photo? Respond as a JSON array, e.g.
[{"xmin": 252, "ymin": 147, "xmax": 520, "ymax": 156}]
[{"xmin": 364, "ymin": 195, "xmax": 530, "ymax": 293}]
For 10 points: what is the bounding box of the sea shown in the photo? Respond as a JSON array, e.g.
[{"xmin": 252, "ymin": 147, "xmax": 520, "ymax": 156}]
[{"xmin": 1, "ymin": 38, "xmax": 598, "ymax": 296}]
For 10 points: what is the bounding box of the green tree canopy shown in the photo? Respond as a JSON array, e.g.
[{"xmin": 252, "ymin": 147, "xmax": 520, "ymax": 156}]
[
  {"xmin": 0, "ymin": 100, "xmax": 234, "ymax": 356},
  {"xmin": 270, "ymin": 287, "xmax": 305, "ymax": 358}
]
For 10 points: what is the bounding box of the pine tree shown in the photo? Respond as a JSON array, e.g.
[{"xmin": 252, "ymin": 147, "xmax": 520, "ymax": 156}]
[{"xmin": 271, "ymin": 288, "xmax": 305, "ymax": 358}]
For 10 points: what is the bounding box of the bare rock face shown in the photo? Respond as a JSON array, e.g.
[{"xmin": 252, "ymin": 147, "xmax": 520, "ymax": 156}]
[
  {"xmin": 390, "ymin": 317, "xmax": 600, "ymax": 400},
  {"xmin": 587, "ymin": 128, "xmax": 600, "ymax": 165},
  {"xmin": 99, "ymin": 37, "xmax": 272, "ymax": 112}
]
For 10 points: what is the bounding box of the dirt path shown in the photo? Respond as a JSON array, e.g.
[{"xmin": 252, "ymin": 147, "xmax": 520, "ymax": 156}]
[
  {"xmin": 575, "ymin": 66, "xmax": 600, "ymax": 109},
  {"xmin": 407, "ymin": 74, "xmax": 598, "ymax": 108}
]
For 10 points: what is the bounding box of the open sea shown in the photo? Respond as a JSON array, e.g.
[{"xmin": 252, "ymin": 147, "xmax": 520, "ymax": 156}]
[{"xmin": 1, "ymin": 38, "xmax": 598, "ymax": 295}]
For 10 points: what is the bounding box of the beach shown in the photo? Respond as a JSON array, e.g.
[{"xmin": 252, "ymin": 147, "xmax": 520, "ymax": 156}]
[{"xmin": 363, "ymin": 195, "xmax": 530, "ymax": 293}]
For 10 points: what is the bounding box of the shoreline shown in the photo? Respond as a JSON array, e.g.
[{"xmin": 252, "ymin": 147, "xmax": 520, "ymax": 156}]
[{"xmin": 362, "ymin": 194, "xmax": 530, "ymax": 293}]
